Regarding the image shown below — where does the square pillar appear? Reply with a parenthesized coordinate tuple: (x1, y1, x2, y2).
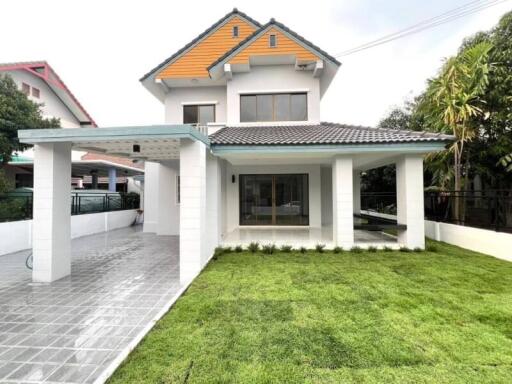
(396, 155, 425, 249)
(205, 152, 221, 261)
(353, 171, 361, 214)
(32, 143, 72, 282)
(108, 168, 117, 192)
(143, 162, 159, 233)
(157, 161, 179, 236)
(180, 139, 207, 284)
(332, 156, 354, 248)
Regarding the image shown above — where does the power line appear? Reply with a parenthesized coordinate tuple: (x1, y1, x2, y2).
(335, 0, 510, 57)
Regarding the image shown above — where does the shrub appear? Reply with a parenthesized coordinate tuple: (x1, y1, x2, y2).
(280, 245, 293, 253)
(315, 243, 326, 253)
(262, 244, 276, 255)
(413, 247, 423, 252)
(426, 244, 438, 252)
(399, 247, 412, 253)
(333, 246, 343, 254)
(299, 246, 307, 254)
(234, 245, 244, 253)
(214, 246, 232, 257)
(368, 246, 378, 253)
(383, 246, 393, 252)
(248, 242, 260, 253)
(350, 246, 363, 253)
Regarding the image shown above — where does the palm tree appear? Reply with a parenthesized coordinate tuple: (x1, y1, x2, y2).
(419, 41, 492, 221)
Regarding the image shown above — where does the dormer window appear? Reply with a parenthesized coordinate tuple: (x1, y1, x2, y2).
(232, 25, 239, 38)
(269, 34, 277, 47)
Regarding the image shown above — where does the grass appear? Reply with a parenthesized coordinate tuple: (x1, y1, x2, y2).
(109, 240, 512, 383)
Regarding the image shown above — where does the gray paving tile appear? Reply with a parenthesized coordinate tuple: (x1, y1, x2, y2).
(5, 362, 59, 381)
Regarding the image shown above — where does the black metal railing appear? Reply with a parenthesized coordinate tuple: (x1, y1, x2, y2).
(361, 190, 512, 233)
(0, 191, 140, 223)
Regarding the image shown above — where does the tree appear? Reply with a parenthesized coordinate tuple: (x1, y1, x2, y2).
(0, 74, 60, 164)
(418, 41, 492, 220)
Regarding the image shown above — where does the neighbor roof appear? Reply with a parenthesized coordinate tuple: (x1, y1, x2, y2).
(0, 61, 97, 127)
(140, 8, 262, 82)
(208, 18, 341, 71)
(209, 123, 454, 146)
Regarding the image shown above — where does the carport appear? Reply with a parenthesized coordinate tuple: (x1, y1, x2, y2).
(18, 125, 218, 284)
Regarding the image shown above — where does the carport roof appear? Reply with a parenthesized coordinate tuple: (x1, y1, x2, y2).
(18, 125, 209, 162)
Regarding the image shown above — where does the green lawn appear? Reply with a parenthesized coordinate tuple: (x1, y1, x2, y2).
(109, 241, 512, 383)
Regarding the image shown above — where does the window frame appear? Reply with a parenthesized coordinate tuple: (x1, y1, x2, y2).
(182, 104, 216, 125)
(21, 83, 30, 96)
(232, 25, 239, 38)
(239, 93, 308, 123)
(269, 34, 277, 48)
(32, 87, 40, 98)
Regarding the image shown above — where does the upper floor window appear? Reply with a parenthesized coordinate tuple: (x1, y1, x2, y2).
(183, 104, 215, 125)
(232, 25, 239, 38)
(32, 87, 40, 98)
(269, 34, 277, 47)
(21, 83, 30, 96)
(240, 93, 307, 122)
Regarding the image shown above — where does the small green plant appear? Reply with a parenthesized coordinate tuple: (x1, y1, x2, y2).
(299, 246, 307, 254)
(413, 247, 423, 252)
(315, 243, 326, 253)
(333, 246, 343, 254)
(368, 246, 378, 253)
(214, 246, 232, 257)
(248, 242, 260, 253)
(399, 247, 412, 253)
(426, 244, 438, 252)
(383, 246, 393, 252)
(234, 245, 244, 253)
(350, 246, 363, 253)
(262, 244, 276, 255)
(280, 245, 293, 253)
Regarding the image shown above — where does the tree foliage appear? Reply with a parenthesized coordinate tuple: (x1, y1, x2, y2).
(0, 74, 60, 164)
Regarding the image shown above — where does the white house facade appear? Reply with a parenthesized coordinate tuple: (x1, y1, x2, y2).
(17, 9, 452, 285)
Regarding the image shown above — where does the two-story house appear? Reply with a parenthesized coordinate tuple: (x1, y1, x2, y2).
(18, 9, 451, 283)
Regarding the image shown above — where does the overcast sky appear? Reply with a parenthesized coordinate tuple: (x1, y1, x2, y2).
(1, 0, 510, 127)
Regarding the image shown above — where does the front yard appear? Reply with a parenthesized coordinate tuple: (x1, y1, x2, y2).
(110, 242, 512, 383)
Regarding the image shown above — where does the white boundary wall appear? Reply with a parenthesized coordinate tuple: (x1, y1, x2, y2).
(425, 220, 512, 262)
(0, 210, 138, 256)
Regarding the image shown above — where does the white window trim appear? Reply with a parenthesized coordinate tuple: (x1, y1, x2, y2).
(238, 89, 309, 95)
(181, 101, 219, 105)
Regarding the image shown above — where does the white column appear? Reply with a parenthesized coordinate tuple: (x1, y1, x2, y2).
(32, 142, 72, 282)
(332, 156, 354, 248)
(180, 139, 207, 284)
(353, 171, 361, 214)
(396, 155, 425, 249)
(143, 161, 159, 233)
(157, 161, 179, 236)
(205, 152, 221, 262)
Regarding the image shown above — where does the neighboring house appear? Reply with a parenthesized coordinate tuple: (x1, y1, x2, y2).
(17, 9, 452, 283)
(1, 61, 142, 192)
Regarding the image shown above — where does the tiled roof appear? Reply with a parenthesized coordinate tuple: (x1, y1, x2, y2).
(139, 8, 262, 82)
(208, 19, 341, 71)
(209, 123, 454, 146)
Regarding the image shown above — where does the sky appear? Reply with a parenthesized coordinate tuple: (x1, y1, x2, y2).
(0, 0, 510, 127)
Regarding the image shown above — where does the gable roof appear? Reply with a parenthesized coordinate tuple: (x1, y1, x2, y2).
(209, 123, 453, 146)
(208, 19, 341, 72)
(0, 61, 97, 127)
(140, 8, 261, 81)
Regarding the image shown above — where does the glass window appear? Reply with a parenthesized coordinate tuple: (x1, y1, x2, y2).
(183, 105, 215, 125)
(240, 95, 257, 122)
(32, 87, 40, 98)
(290, 93, 307, 121)
(233, 25, 239, 37)
(240, 93, 307, 122)
(269, 34, 277, 47)
(21, 83, 30, 95)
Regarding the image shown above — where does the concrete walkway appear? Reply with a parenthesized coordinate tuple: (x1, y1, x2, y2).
(0, 226, 181, 384)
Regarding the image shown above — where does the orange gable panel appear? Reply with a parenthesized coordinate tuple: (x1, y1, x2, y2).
(229, 28, 319, 65)
(157, 17, 257, 79)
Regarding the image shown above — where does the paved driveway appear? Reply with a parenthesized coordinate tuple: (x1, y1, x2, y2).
(0, 226, 181, 384)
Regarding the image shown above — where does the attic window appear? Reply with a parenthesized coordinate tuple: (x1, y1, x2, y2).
(32, 87, 40, 98)
(232, 25, 239, 38)
(21, 83, 30, 95)
(269, 34, 277, 47)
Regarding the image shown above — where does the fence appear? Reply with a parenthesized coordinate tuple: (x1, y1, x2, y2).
(361, 190, 512, 233)
(0, 191, 140, 223)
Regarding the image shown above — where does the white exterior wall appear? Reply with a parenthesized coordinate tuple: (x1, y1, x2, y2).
(156, 161, 179, 236)
(143, 162, 160, 233)
(332, 156, 354, 248)
(224, 164, 322, 233)
(164, 86, 227, 124)
(226, 65, 321, 125)
(0, 210, 138, 256)
(4, 70, 81, 128)
(205, 153, 222, 261)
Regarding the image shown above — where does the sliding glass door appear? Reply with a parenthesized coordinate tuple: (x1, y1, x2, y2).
(239, 174, 309, 226)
